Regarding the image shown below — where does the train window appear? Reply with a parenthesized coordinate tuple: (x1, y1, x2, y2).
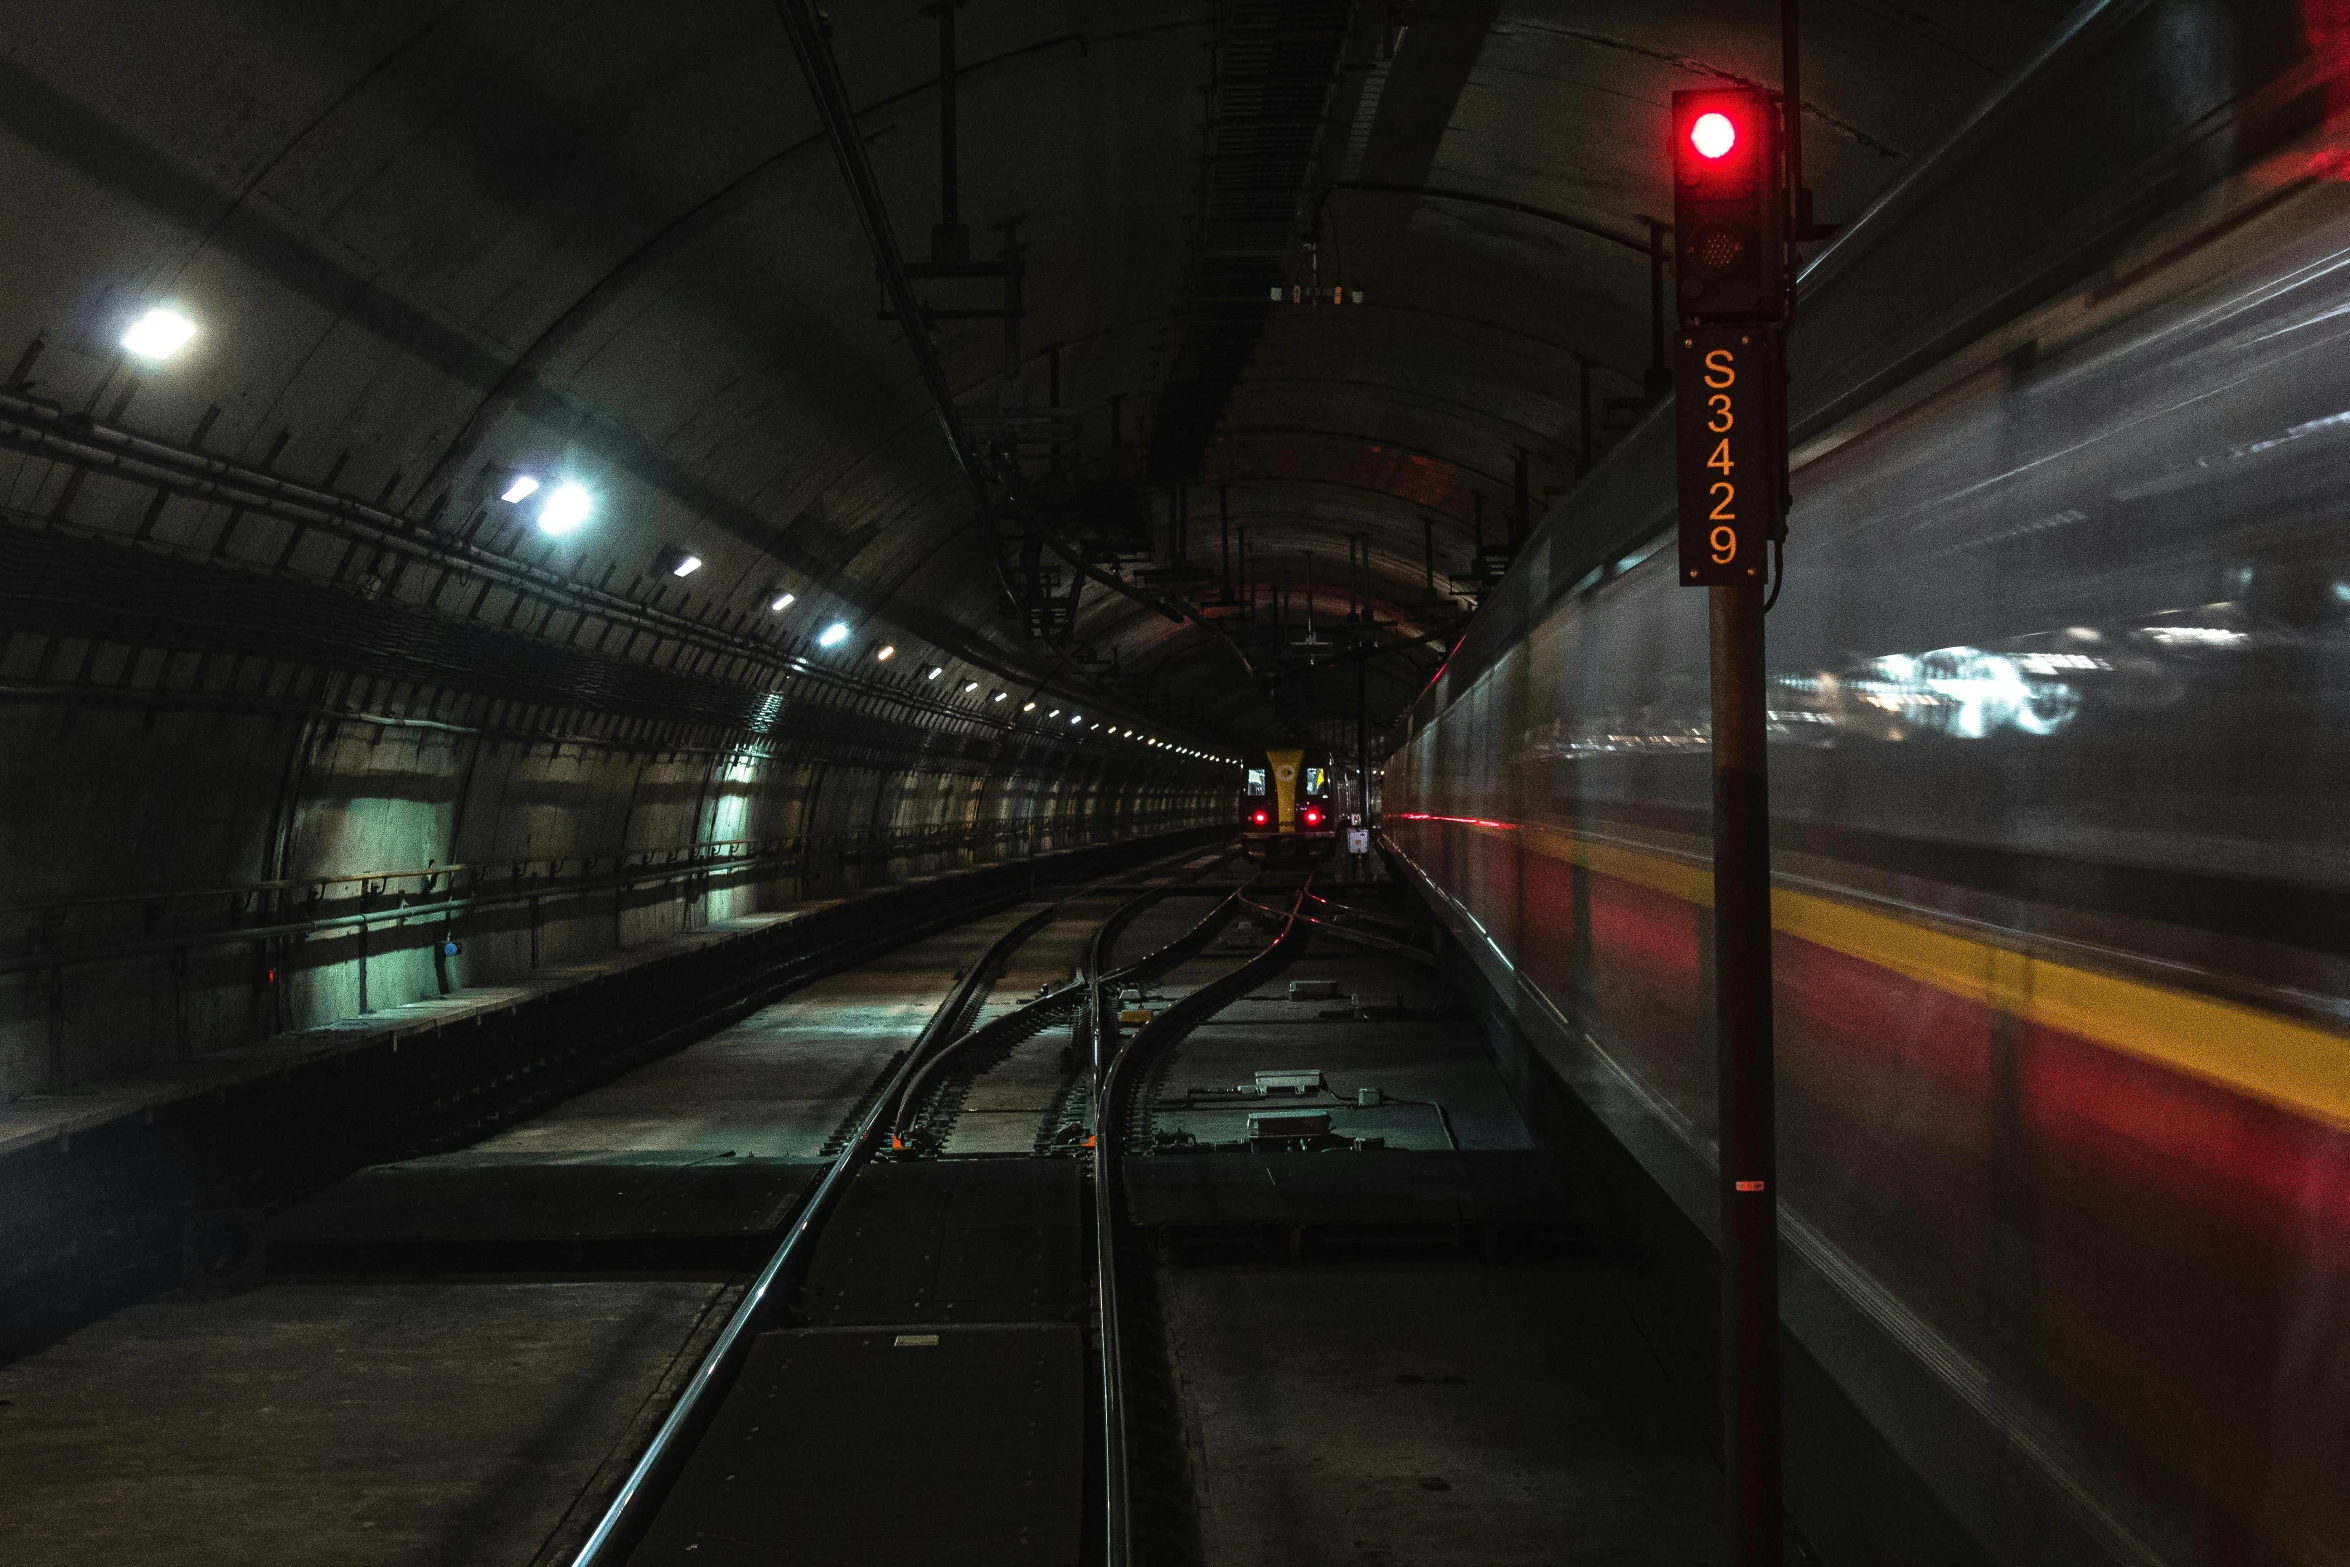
(1246, 768, 1267, 796)
(1303, 767, 1327, 796)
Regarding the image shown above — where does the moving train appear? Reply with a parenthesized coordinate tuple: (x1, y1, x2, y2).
(1239, 748, 1339, 864)
(1386, 151, 2350, 1563)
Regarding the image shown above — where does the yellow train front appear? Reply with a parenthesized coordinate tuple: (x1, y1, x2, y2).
(1240, 748, 1339, 865)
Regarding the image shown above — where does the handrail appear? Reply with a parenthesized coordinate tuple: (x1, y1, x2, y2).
(0, 837, 800, 921)
(0, 813, 1211, 977)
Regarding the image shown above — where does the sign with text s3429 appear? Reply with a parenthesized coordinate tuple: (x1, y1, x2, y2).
(1675, 325, 1784, 586)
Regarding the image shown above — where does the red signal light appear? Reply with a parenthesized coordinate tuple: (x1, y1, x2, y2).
(1302, 808, 1323, 827)
(1250, 809, 1269, 826)
(1689, 112, 1737, 160)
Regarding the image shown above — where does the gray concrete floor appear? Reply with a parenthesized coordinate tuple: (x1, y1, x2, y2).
(1148, 941, 1531, 1152)
(469, 903, 1042, 1161)
(0, 902, 1040, 1564)
(0, 1279, 732, 1567)
(1162, 1260, 1722, 1565)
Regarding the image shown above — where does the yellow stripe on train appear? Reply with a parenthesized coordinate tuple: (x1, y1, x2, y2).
(1425, 817, 2350, 1133)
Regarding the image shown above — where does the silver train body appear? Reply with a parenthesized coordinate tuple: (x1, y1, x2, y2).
(1388, 139, 2350, 1567)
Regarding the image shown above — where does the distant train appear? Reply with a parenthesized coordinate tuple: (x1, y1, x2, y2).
(1239, 748, 1338, 864)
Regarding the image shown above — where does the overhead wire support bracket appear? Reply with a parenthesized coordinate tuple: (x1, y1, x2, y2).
(777, 0, 1260, 691)
(775, 0, 1013, 600)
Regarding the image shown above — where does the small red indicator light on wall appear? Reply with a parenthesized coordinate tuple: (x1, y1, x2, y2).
(1689, 111, 1737, 160)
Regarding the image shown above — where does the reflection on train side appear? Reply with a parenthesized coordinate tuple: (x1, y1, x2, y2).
(1393, 183, 2350, 1565)
(1782, 644, 2085, 740)
(1530, 614, 2296, 755)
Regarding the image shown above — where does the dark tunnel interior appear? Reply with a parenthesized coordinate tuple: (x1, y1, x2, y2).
(4, 4, 2350, 1567)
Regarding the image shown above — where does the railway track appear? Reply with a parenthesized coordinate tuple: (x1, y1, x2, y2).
(564, 856, 1311, 1566)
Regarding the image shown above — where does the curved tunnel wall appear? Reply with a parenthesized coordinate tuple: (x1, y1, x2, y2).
(0, 659, 1224, 1100)
(0, 6, 1248, 1101)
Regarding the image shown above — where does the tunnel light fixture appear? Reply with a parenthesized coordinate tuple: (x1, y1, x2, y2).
(769, 590, 797, 612)
(875, 644, 897, 662)
(1069, 713, 1083, 725)
(664, 551, 703, 578)
(991, 691, 1008, 702)
(538, 481, 593, 538)
(500, 475, 541, 504)
(962, 679, 980, 693)
(1047, 708, 1060, 717)
(1022, 701, 1038, 712)
(925, 665, 944, 680)
(121, 306, 197, 363)
(818, 621, 851, 648)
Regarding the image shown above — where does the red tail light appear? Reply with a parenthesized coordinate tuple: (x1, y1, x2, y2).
(1250, 809, 1269, 826)
(1302, 808, 1323, 827)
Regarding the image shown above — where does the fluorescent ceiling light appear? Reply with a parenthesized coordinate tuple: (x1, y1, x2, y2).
(669, 553, 703, 578)
(1022, 701, 1037, 712)
(962, 680, 980, 693)
(538, 481, 593, 537)
(501, 475, 541, 504)
(991, 691, 1008, 702)
(120, 306, 196, 363)
(818, 622, 851, 648)
(925, 666, 943, 680)
(1069, 713, 1083, 724)
(875, 644, 896, 662)
(770, 591, 796, 612)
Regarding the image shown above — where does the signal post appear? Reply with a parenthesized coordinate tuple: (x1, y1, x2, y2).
(1670, 81, 1793, 1567)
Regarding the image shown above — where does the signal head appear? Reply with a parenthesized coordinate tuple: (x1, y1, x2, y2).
(1670, 87, 1784, 322)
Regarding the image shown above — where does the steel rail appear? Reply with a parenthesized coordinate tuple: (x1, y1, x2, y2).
(888, 849, 1245, 1149)
(564, 898, 1063, 1567)
(562, 836, 1221, 1565)
(1277, 908, 1439, 967)
(891, 981, 1086, 1151)
(1090, 873, 1312, 1567)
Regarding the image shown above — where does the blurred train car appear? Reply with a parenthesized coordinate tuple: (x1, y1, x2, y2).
(1385, 108, 2350, 1567)
(1240, 748, 1337, 865)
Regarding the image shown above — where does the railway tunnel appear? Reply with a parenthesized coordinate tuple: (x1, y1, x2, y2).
(1, 3, 2345, 1565)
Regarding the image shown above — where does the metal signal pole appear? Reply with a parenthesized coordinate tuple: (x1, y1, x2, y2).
(1667, 17, 1803, 1556)
(1711, 578, 1779, 1567)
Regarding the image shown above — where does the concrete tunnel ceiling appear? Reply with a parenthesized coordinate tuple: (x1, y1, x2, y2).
(0, 0, 2075, 755)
